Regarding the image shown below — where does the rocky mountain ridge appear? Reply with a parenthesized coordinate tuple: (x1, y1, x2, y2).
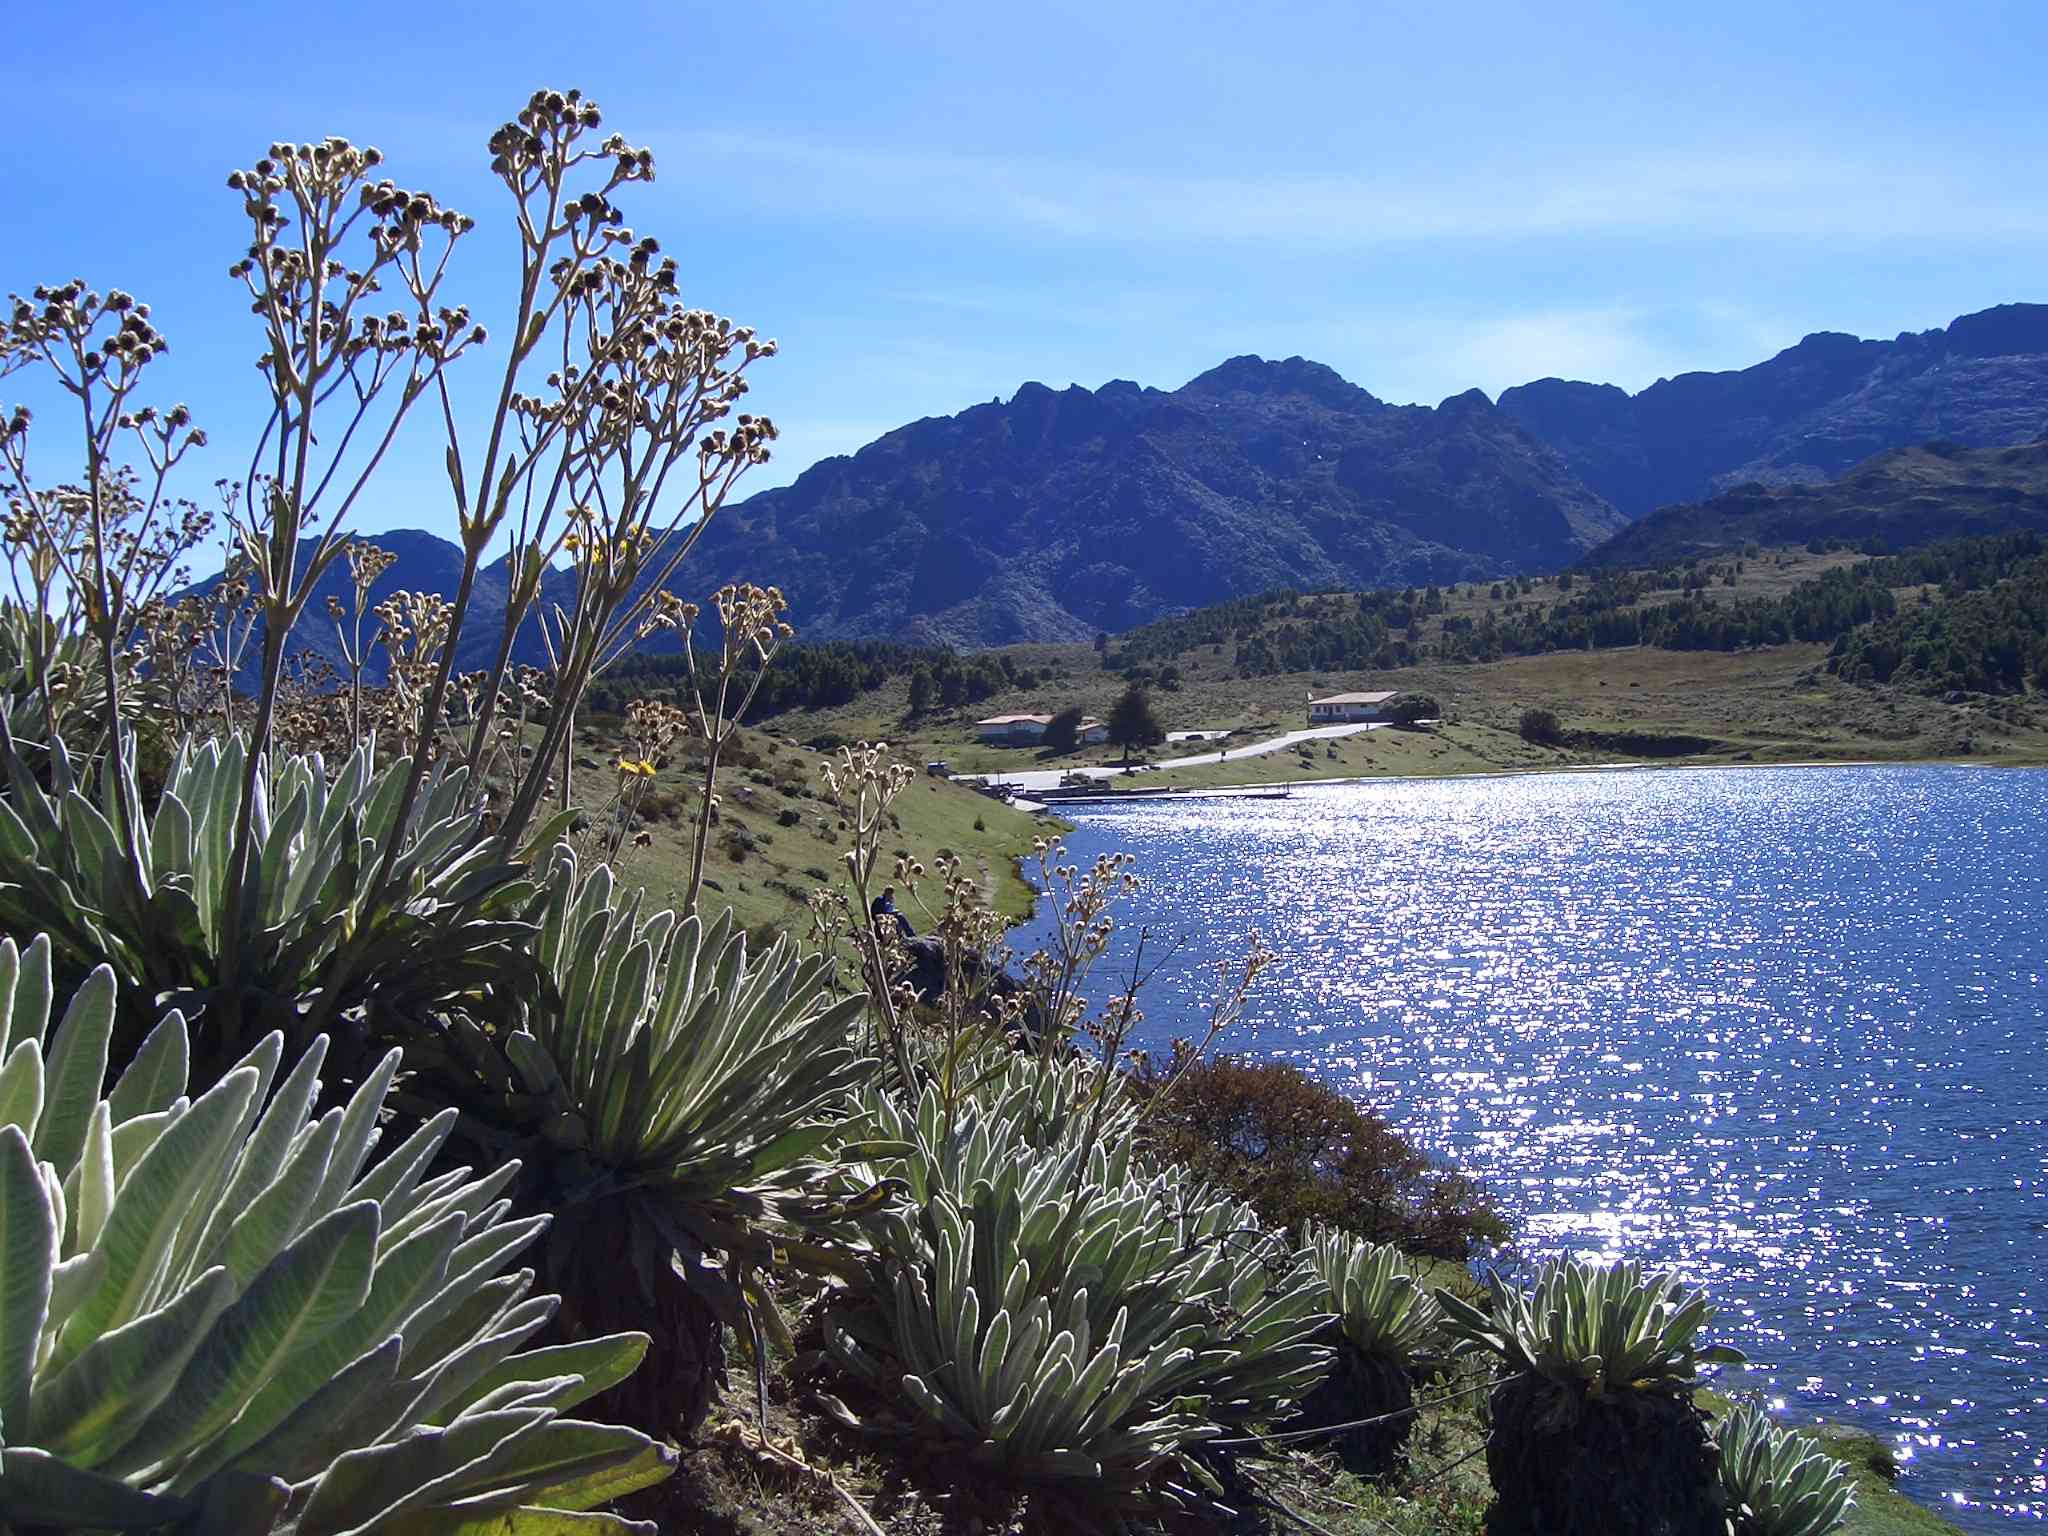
(1498, 302, 2048, 517)
(182, 301, 2048, 650)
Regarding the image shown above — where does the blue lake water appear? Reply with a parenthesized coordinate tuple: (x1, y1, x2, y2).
(1014, 766, 2047, 1529)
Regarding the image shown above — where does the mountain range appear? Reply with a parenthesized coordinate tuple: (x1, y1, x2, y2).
(1497, 302, 2048, 518)
(190, 301, 2048, 654)
(1583, 438, 2048, 569)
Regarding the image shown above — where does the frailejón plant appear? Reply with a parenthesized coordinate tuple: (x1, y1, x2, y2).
(1294, 1226, 1447, 1471)
(1307, 1227, 1445, 1373)
(448, 847, 873, 1432)
(1716, 1400, 1857, 1536)
(1437, 1258, 1745, 1536)
(1437, 1257, 1745, 1406)
(0, 933, 672, 1532)
(0, 733, 545, 1068)
(826, 1062, 1331, 1523)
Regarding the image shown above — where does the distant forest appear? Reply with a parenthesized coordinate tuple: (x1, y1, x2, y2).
(592, 531, 2048, 724)
(1829, 541, 2048, 694)
(1113, 532, 2048, 696)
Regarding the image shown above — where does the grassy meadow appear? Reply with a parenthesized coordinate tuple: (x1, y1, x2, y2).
(732, 544, 2048, 791)
(559, 719, 1054, 934)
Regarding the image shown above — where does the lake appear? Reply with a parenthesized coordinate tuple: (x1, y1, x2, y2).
(1013, 765, 2046, 1530)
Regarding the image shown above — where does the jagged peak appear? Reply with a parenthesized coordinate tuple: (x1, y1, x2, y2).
(1775, 329, 1867, 361)
(1003, 378, 1108, 414)
(1178, 354, 1377, 409)
(1436, 386, 1495, 415)
(1498, 377, 1633, 403)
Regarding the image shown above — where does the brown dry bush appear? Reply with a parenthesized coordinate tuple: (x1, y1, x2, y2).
(1129, 1050, 1506, 1259)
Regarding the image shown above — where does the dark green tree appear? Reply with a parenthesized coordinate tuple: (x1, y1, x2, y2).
(906, 666, 935, 716)
(1386, 692, 1440, 727)
(1042, 704, 1085, 752)
(1107, 684, 1165, 763)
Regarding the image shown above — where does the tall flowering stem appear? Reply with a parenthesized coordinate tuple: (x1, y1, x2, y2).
(214, 135, 481, 1050)
(673, 583, 791, 911)
(1, 284, 210, 841)
(587, 696, 688, 866)
(209, 90, 778, 1050)
(821, 743, 919, 1098)
(1125, 929, 1274, 1134)
(1018, 844, 1141, 1062)
(326, 540, 397, 738)
(400, 88, 779, 856)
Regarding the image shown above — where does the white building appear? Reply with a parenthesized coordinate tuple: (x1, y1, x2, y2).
(975, 713, 1111, 746)
(1306, 690, 1396, 725)
(975, 713, 1053, 744)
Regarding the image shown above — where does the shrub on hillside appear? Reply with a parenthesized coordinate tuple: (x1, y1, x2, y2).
(1128, 1051, 1506, 1258)
(640, 788, 687, 822)
(1519, 707, 1564, 745)
(1387, 692, 1441, 726)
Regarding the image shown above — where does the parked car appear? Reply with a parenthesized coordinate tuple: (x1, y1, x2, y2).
(924, 760, 950, 776)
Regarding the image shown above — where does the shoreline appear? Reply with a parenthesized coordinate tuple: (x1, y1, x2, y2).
(1024, 750, 2047, 809)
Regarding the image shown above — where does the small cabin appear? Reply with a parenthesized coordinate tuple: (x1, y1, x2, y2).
(975, 713, 1110, 746)
(1307, 690, 1396, 725)
(975, 713, 1053, 744)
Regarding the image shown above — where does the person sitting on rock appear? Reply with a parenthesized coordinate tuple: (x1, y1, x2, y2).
(870, 886, 914, 938)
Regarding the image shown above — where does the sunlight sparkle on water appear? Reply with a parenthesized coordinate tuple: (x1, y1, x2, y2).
(1020, 766, 2048, 1531)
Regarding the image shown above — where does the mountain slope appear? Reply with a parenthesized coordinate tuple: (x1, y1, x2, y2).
(665, 357, 1621, 646)
(1582, 439, 2048, 569)
(1499, 303, 2048, 517)
(178, 301, 2048, 654)
(177, 529, 555, 684)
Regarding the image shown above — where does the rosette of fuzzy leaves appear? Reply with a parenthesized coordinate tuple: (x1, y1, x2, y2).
(0, 732, 545, 1069)
(825, 1060, 1332, 1523)
(1438, 1259, 1745, 1536)
(1296, 1227, 1447, 1472)
(0, 606, 113, 754)
(1437, 1258, 1745, 1408)
(1306, 1227, 1445, 1373)
(454, 847, 876, 1433)
(1716, 1400, 1857, 1536)
(0, 933, 671, 1533)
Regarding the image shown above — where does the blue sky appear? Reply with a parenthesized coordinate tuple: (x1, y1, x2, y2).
(9, 0, 2048, 538)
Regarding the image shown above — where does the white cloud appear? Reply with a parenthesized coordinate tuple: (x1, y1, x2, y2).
(657, 132, 2048, 251)
(1431, 308, 1694, 395)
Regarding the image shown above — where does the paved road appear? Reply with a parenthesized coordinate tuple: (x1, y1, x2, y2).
(974, 721, 1384, 793)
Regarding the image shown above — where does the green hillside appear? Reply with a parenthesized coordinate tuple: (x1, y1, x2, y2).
(556, 720, 1051, 936)
(717, 542, 2048, 784)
